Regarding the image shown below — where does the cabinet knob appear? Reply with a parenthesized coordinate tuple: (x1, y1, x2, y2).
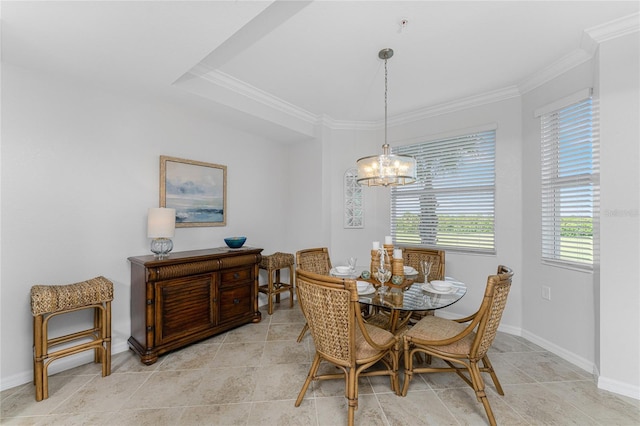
(233, 273, 240, 279)
(233, 298, 240, 304)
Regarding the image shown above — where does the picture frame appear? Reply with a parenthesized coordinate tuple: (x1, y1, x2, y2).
(160, 156, 227, 227)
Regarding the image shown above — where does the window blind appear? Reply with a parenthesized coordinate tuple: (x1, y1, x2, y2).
(540, 96, 599, 268)
(391, 130, 496, 254)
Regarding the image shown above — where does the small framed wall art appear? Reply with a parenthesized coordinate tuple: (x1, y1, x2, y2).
(160, 156, 227, 227)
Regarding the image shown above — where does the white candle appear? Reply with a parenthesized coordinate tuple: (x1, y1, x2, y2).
(385, 236, 393, 245)
(393, 249, 402, 259)
(372, 241, 380, 250)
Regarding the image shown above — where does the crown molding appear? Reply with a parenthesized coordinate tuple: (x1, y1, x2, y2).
(319, 115, 377, 131)
(585, 12, 639, 43)
(194, 66, 319, 125)
(519, 12, 639, 95)
(518, 49, 593, 95)
(386, 86, 521, 127)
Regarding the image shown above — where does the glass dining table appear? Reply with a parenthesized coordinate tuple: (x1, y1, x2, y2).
(329, 268, 466, 335)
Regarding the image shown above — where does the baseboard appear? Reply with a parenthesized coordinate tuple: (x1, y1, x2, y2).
(598, 374, 640, 400)
(519, 329, 595, 375)
(438, 311, 595, 375)
(0, 341, 129, 392)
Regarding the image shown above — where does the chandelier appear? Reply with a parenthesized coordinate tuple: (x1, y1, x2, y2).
(356, 48, 416, 187)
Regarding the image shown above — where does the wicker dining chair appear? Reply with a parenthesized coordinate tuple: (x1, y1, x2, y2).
(401, 265, 514, 426)
(294, 269, 399, 426)
(401, 247, 445, 284)
(294, 247, 333, 342)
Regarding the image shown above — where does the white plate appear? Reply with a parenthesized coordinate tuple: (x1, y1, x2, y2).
(358, 284, 376, 296)
(334, 266, 351, 274)
(356, 280, 369, 292)
(429, 280, 453, 291)
(404, 266, 418, 275)
(421, 283, 456, 294)
(331, 267, 354, 276)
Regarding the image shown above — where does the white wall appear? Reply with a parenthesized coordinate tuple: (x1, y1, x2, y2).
(0, 64, 291, 389)
(326, 125, 389, 266)
(521, 60, 598, 371)
(598, 32, 640, 398)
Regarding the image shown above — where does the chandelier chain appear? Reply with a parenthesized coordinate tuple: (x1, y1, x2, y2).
(384, 56, 388, 146)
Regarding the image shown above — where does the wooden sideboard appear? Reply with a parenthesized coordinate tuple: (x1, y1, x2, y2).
(128, 247, 263, 364)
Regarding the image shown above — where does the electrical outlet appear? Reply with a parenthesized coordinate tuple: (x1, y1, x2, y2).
(541, 286, 551, 301)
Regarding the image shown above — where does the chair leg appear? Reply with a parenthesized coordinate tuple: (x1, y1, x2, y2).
(401, 340, 414, 396)
(105, 301, 112, 376)
(267, 269, 274, 315)
(469, 361, 497, 426)
(296, 323, 309, 343)
(389, 349, 400, 395)
(94, 306, 102, 364)
(274, 269, 281, 305)
(481, 355, 503, 395)
(288, 265, 295, 308)
(296, 353, 321, 407)
(346, 367, 357, 426)
(33, 315, 44, 402)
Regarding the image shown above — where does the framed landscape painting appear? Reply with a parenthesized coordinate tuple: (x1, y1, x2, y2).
(160, 156, 227, 227)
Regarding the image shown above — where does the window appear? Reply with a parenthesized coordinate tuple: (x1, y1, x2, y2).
(391, 129, 496, 254)
(538, 91, 598, 268)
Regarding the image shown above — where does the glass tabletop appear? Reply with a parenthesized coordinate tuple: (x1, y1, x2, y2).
(358, 279, 467, 312)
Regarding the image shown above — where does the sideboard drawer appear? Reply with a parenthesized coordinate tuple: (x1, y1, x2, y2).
(220, 285, 252, 322)
(220, 267, 253, 287)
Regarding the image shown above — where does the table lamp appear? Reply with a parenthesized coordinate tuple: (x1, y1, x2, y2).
(147, 207, 176, 258)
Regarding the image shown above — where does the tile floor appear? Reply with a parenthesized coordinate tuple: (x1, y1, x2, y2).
(2, 302, 639, 425)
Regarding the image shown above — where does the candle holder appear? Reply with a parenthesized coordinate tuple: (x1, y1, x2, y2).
(370, 249, 380, 279)
(392, 257, 404, 277)
(383, 244, 393, 270)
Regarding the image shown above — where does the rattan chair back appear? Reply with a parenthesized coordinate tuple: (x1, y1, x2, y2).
(472, 265, 513, 359)
(294, 248, 334, 342)
(295, 269, 355, 366)
(296, 247, 332, 275)
(401, 247, 445, 282)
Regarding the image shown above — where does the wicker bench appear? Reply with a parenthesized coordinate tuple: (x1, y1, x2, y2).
(30, 276, 113, 401)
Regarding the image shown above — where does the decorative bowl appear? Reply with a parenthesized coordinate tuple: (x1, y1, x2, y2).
(430, 280, 452, 291)
(360, 270, 371, 280)
(391, 275, 404, 285)
(224, 237, 246, 249)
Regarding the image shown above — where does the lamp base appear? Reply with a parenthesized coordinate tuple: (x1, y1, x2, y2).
(150, 238, 173, 259)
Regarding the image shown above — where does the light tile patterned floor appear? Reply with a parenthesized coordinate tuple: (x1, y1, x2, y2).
(2, 302, 639, 425)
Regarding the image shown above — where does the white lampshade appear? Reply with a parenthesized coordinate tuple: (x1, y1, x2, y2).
(356, 146, 416, 187)
(147, 208, 176, 238)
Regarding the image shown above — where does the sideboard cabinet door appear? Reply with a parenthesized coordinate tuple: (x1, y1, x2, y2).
(154, 274, 216, 347)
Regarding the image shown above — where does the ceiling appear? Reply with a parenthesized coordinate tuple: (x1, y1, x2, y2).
(2, 1, 639, 141)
